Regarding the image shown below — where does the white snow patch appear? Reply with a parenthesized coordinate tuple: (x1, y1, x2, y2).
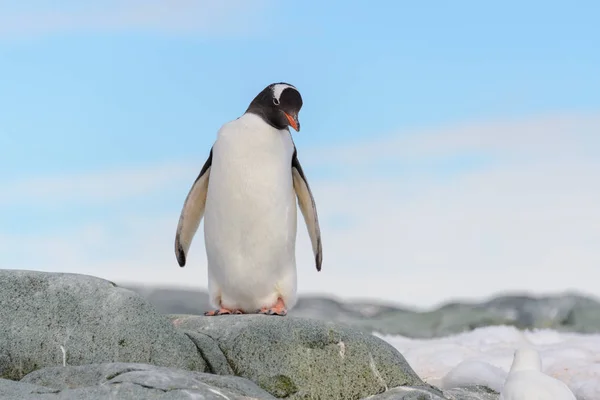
(500, 347, 576, 399)
(441, 359, 507, 393)
(377, 326, 600, 399)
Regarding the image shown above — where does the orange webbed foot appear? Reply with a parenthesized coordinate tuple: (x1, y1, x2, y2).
(204, 308, 243, 316)
(256, 298, 287, 316)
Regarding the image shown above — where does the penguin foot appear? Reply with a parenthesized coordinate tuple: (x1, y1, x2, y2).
(256, 298, 287, 316)
(204, 308, 243, 316)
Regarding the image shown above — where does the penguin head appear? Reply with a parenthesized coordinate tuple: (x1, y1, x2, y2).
(246, 82, 303, 132)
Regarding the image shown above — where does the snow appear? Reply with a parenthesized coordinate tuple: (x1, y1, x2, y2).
(377, 326, 600, 400)
(500, 348, 575, 399)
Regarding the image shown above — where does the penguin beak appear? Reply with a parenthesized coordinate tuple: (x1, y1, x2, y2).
(284, 112, 300, 132)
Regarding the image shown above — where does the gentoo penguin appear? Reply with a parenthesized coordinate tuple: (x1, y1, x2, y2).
(174, 82, 322, 316)
(500, 348, 576, 400)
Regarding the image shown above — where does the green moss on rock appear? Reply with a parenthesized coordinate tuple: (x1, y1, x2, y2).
(259, 374, 298, 398)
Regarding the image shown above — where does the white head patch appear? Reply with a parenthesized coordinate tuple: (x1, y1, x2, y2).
(272, 83, 297, 102)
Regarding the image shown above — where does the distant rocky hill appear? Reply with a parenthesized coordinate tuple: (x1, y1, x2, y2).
(124, 284, 600, 338)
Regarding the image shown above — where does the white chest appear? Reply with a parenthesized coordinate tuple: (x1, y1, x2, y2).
(209, 113, 295, 193)
(201, 113, 300, 311)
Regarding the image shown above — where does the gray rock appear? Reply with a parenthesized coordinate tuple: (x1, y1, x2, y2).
(443, 385, 499, 400)
(10, 383, 258, 399)
(20, 362, 276, 399)
(290, 294, 600, 338)
(108, 367, 275, 399)
(182, 330, 235, 375)
(0, 270, 205, 380)
(126, 284, 600, 338)
(30, 383, 167, 400)
(561, 302, 600, 333)
(127, 285, 212, 316)
(362, 385, 445, 399)
(0, 378, 59, 399)
(172, 314, 423, 399)
(362, 385, 499, 400)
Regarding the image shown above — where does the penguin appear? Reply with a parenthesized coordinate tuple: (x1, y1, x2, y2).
(174, 82, 322, 316)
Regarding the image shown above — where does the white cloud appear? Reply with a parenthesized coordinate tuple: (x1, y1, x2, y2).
(0, 161, 193, 206)
(0, 1, 274, 38)
(1, 112, 599, 309)
(304, 113, 599, 167)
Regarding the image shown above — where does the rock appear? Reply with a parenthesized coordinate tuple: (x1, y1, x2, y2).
(19, 362, 275, 399)
(181, 330, 234, 375)
(0, 378, 59, 399)
(561, 302, 600, 333)
(0, 270, 502, 399)
(361, 385, 445, 399)
(126, 285, 600, 338)
(126, 285, 212, 316)
(0, 270, 205, 380)
(172, 314, 423, 399)
(361, 385, 499, 400)
(443, 385, 499, 400)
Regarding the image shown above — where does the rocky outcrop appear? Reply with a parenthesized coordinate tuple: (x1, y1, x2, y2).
(0, 270, 205, 380)
(171, 314, 423, 399)
(126, 284, 600, 338)
(3, 365, 500, 400)
(15, 362, 275, 399)
(0, 379, 59, 399)
(363, 385, 499, 400)
(0, 269, 499, 399)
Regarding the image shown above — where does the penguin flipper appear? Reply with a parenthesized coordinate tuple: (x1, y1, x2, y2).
(174, 148, 213, 267)
(292, 148, 323, 271)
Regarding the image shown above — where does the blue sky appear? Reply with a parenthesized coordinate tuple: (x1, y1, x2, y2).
(1, 1, 599, 308)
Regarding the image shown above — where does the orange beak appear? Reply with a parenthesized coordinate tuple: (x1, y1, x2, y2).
(284, 112, 300, 132)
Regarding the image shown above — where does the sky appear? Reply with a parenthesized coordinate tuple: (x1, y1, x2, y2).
(0, 1, 599, 309)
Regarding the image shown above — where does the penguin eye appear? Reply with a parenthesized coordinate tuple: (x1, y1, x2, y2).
(273, 98, 280, 106)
